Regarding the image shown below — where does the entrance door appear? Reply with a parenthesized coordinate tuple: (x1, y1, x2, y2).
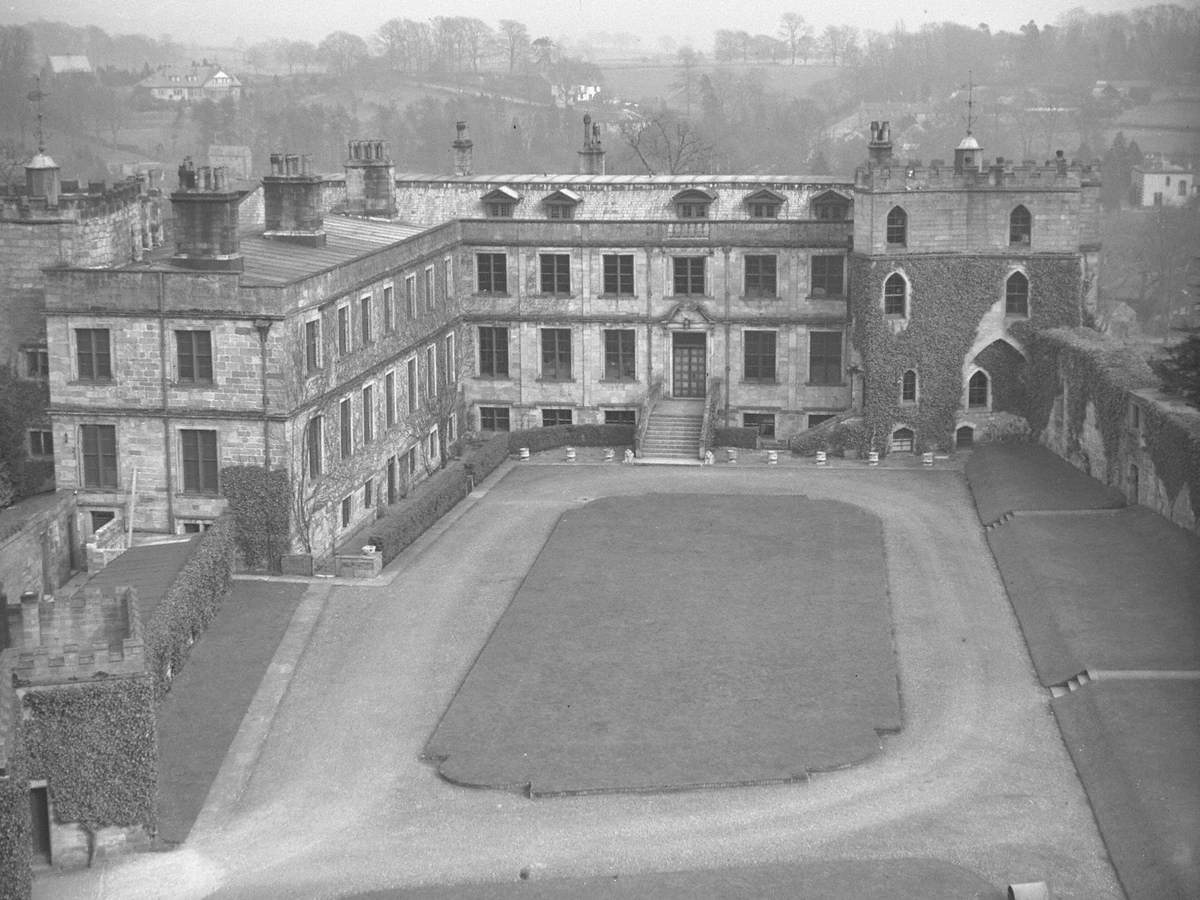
(672, 333, 707, 398)
(30, 787, 50, 864)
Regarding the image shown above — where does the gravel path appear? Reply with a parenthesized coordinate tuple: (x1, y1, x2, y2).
(40, 464, 1123, 899)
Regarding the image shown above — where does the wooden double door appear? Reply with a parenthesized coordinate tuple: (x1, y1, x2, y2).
(672, 332, 706, 398)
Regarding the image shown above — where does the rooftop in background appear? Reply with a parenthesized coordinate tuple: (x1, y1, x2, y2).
(392, 173, 850, 187)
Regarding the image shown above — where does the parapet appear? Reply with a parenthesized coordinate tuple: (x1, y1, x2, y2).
(1, 176, 145, 223)
(855, 156, 1100, 192)
(7, 586, 146, 685)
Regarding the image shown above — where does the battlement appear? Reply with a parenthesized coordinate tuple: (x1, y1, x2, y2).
(855, 156, 1101, 193)
(5, 586, 145, 685)
(0, 176, 149, 223)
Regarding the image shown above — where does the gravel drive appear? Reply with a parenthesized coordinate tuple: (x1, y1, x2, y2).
(37, 463, 1123, 899)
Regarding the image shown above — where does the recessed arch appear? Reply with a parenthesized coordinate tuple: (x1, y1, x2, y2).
(956, 424, 975, 447)
(890, 426, 915, 453)
(900, 369, 918, 403)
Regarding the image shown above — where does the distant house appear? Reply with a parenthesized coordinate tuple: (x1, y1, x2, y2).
(45, 55, 94, 76)
(1132, 162, 1196, 207)
(137, 62, 242, 102)
(549, 83, 602, 108)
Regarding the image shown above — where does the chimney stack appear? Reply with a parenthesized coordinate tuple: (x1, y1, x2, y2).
(263, 153, 326, 247)
(452, 121, 473, 177)
(169, 158, 243, 271)
(344, 140, 396, 218)
(867, 121, 892, 167)
(578, 114, 605, 176)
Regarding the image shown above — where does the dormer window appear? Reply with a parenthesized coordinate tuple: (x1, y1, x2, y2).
(673, 188, 715, 219)
(542, 188, 581, 221)
(481, 186, 521, 218)
(812, 190, 849, 221)
(745, 188, 785, 219)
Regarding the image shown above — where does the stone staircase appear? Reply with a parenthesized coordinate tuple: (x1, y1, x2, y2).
(640, 399, 704, 460)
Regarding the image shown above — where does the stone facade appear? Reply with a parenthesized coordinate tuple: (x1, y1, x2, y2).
(0, 492, 75, 603)
(33, 119, 1106, 564)
(850, 125, 1102, 452)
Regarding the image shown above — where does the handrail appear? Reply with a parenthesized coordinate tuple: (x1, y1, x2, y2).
(700, 376, 723, 458)
(635, 376, 664, 457)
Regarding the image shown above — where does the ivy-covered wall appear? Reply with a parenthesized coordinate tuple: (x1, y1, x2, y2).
(0, 658, 32, 900)
(219, 466, 290, 572)
(850, 253, 1082, 452)
(21, 676, 157, 865)
(1027, 327, 1200, 533)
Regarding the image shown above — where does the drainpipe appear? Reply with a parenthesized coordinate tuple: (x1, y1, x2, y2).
(644, 245, 654, 390)
(722, 246, 731, 426)
(255, 318, 272, 568)
(159, 271, 174, 531)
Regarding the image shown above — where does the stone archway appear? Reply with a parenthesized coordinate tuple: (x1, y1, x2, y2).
(970, 339, 1027, 414)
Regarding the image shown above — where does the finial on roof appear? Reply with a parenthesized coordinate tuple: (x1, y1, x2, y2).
(27, 76, 49, 155)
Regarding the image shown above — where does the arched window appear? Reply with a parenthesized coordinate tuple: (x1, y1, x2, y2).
(884, 273, 907, 316)
(1009, 205, 1031, 245)
(890, 427, 914, 452)
(1005, 271, 1029, 316)
(901, 369, 917, 403)
(886, 206, 907, 245)
(968, 370, 989, 408)
(956, 425, 974, 447)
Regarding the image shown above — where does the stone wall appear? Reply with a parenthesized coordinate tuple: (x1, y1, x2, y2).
(0, 492, 75, 606)
(1031, 328, 1200, 535)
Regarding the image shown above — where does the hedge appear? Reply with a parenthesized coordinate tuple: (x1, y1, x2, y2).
(369, 424, 636, 567)
(0, 659, 31, 899)
(143, 514, 235, 700)
(368, 462, 472, 565)
(712, 427, 759, 449)
(21, 676, 157, 864)
(789, 415, 868, 456)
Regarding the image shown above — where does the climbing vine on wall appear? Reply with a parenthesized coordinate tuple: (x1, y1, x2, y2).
(219, 466, 291, 572)
(0, 665, 32, 899)
(22, 677, 157, 860)
(1027, 327, 1200, 513)
(850, 253, 1082, 452)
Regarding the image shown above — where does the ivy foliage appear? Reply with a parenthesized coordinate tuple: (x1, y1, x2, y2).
(850, 254, 1082, 453)
(22, 677, 157, 849)
(0, 663, 32, 900)
(1026, 327, 1200, 516)
(0, 366, 52, 506)
(1149, 328, 1200, 409)
(219, 466, 291, 572)
(143, 514, 235, 700)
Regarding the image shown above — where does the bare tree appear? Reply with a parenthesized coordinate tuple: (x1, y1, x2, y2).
(498, 20, 530, 73)
(621, 111, 712, 175)
(672, 46, 702, 117)
(779, 13, 811, 65)
(318, 31, 370, 78)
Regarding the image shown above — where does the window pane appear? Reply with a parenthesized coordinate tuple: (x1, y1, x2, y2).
(541, 329, 571, 380)
(604, 329, 635, 381)
(745, 256, 777, 297)
(809, 332, 842, 385)
(743, 331, 776, 381)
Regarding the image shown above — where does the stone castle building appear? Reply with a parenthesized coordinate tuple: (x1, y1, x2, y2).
(13, 118, 1100, 566)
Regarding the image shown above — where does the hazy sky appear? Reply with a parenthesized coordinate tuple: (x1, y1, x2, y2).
(4, 0, 1161, 48)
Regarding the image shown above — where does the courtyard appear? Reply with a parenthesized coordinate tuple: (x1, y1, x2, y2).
(34, 460, 1124, 899)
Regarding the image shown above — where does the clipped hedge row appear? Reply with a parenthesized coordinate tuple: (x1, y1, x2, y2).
(21, 676, 157, 861)
(0, 659, 32, 900)
(462, 432, 511, 484)
(143, 514, 235, 700)
(789, 415, 868, 456)
(712, 427, 759, 450)
(368, 462, 472, 565)
(507, 423, 634, 454)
